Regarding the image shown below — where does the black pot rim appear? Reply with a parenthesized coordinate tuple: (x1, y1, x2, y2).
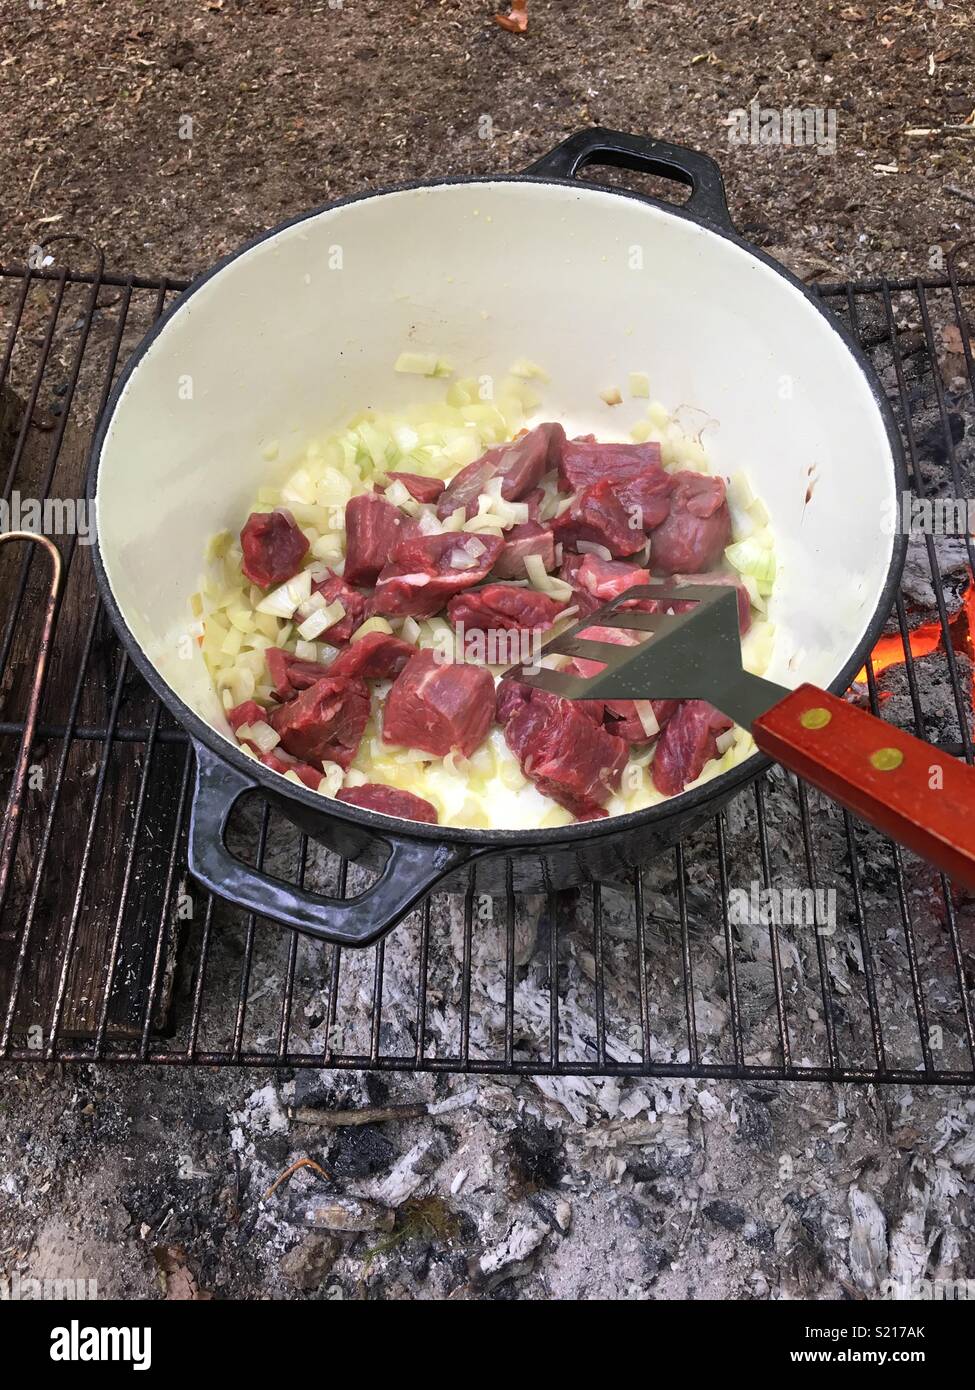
(88, 170, 909, 850)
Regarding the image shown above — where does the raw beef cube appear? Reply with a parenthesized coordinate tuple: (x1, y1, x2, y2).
(227, 699, 268, 735)
(344, 492, 410, 586)
(382, 649, 496, 757)
(610, 463, 674, 532)
(446, 583, 566, 635)
(240, 509, 309, 588)
(437, 422, 565, 520)
(337, 783, 439, 823)
(490, 521, 555, 579)
(259, 748, 326, 790)
(264, 646, 335, 701)
(552, 480, 645, 559)
(269, 676, 370, 769)
(650, 699, 734, 795)
(327, 631, 416, 680)
(372, 532, 504, 618)
(649, 472, 731, 575)
(503, 698, 628, 819)
(558, 439, 663, 493)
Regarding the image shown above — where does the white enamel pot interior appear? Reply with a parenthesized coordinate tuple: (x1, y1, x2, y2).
(91, 132, 906, 947)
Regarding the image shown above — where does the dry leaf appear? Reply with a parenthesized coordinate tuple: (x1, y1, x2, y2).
(494, 1, 528, 33)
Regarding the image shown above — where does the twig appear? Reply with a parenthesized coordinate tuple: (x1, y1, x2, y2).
(946, 184, 975, 207)
(292, 1103, 427, 1128)
(263, 1156, 330, 1200)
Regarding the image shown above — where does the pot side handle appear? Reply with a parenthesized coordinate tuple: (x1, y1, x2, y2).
(523, 127, 734, 233)
(187, 742, 475, 948)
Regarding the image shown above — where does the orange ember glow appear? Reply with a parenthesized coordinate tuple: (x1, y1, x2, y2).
(854, 571, 975, 696)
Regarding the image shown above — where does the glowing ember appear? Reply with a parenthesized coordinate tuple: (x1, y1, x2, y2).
(853, 571, 975, 692)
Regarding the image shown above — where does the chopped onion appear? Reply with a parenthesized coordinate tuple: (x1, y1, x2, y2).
(255, 568, 312, 619)
(402, 616, 422, 644)
(576, 540, 613, 562)
(633, 701, 660, 739)
(294, 639, 320, 661)
(298, 599, 345, 640)
(351, 616, 394, 641)
(463, 536, 487, 558)
(525, 553, 573, 600)
(715, 729, 737, 755)
(449, 550, 478, 570)
(319, 761, 344, 797)
(236, 720, 280, 754)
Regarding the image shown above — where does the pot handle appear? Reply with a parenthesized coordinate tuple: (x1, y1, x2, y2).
(187, 742, 475, 948)
(523, 127, 734, 233)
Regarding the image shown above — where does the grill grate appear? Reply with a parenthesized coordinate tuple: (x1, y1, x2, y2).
(1, 248, 974, 1082)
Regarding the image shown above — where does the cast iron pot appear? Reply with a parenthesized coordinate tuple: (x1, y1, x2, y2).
(91, 129, 907, 947)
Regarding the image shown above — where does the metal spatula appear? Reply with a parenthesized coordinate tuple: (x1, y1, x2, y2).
(503, 580, 975, 889)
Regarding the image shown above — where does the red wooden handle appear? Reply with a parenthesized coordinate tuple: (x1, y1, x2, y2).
(752, 683, 975, 890)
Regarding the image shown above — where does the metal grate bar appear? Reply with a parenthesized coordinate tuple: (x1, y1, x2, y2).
(0, 261, 973, 1079)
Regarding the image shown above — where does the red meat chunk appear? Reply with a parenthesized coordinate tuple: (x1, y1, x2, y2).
(496, 678, 604, 730)
(382, 649, 495, 757)
(575, 555, 651, 602)
(240, 509, 309, 588)
(649, 472, 731, 575)
(265, 647, 334, 701)
(503, 698, 628, 820)
(337, 783, 439, 824)
(650, 700, 734, 796)
(611, 464, 674, 532)
(373, 532, 504, 619)
(344, 492, 411, 587)
(446, 583, 565, 636)
(604, 699, 680, 746)
(310, 572, 368, 644)
(558, 439, 663, 493)
(227, 699, 267, 735)
(269, 676, 370, 769)
(327, 631, 415, 680)
(669, 571, 752, 635)
(552, 479, 645, 559)
(491, 522, 555, 579)
(385, 471, 445, 504)
(436, 422, 565, 520)
(259, 748, 326, 790)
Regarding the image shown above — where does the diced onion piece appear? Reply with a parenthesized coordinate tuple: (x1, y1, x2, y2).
(256, 568, 312, 618)
(441, 506, 466, 532)
(319, 761, 344, 797)
(351, 616, 394, 642)
(634, 701, 660, 739)
(343, 768, 368, 788)
(402, 616, 422, 644)
(629, 371, 650, 399)
(294, 639, 320, 661)
(576, 540, 613, 562)
(416, 508, 443, 536)
(715, 729, 737, 755)
(525, 553, 573, 601)
(236, 720, 280, 754)
(281, 468, 317, 505)
(600, 386, 623, 406)
(298, 600, 345, 640)
(725, 539, 776, 594)
(449, 549, 478, 570)
(508, 357, 549, 381)
(394, 351, 441, 376)
(463, 536, 486, 558)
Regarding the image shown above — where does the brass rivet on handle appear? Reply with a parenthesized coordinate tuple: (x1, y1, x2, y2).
(870, 747, 904, 772)
(800, 707, 832, 730)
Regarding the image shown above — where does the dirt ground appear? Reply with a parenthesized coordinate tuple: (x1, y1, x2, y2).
(1, 0, 975, 1304)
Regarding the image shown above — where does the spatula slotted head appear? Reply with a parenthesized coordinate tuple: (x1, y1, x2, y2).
(504, 581, 788, 730)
